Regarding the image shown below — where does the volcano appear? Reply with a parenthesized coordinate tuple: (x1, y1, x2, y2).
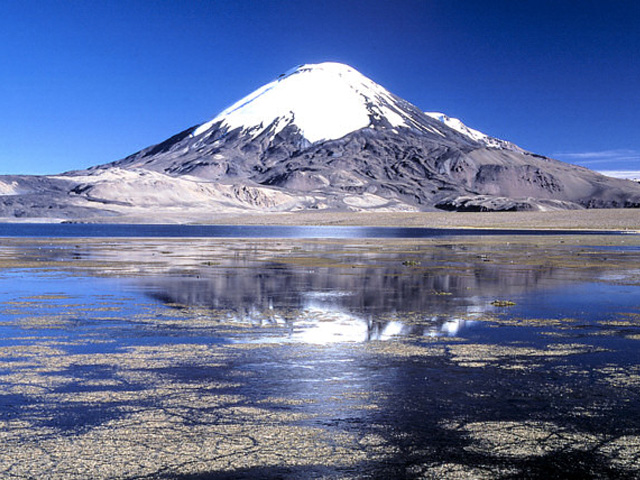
(2, 62, 639, 221)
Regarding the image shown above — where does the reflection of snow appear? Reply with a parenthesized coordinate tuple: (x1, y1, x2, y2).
(229, 298, 478, 344)
(227, 307, 288, 327)
(304, 291, 352, 299)
(427, 319, 475, 337)
(292, 306, 369, 344)
(379, 321, 405, 340)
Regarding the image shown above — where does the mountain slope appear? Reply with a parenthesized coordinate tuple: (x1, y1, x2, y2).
(2, 62, 640, 220)
(424, 112, 522, 152)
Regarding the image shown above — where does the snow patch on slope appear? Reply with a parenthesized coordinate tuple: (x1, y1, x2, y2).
(598, 170, 640, 182)
(425, 112, 522, 151)
(194, 62, 409, 143)
(0, 180, 24, 196)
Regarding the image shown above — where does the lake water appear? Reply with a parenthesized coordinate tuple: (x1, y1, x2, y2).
(0, 222, 623, 238)
(1, 232, 639, 479)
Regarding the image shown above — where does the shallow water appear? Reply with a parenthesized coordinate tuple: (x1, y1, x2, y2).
(1, 236, 639, 479)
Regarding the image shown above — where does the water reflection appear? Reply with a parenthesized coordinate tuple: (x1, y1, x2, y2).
(221, 304, 476, 344)
(101, 239, 629, 344)
(2, 237, 640, 478)
(6, 238, 634, 344)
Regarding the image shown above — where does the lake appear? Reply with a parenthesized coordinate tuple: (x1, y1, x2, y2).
(0, 229, 639, 479)
(0, 222, 623, 238)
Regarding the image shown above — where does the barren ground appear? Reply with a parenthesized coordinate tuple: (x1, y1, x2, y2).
(3, 208, 638, 231)
(101, 209, 640, 231)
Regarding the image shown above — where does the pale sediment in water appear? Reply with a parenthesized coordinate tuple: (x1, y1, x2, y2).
(0, 235, 639, 478)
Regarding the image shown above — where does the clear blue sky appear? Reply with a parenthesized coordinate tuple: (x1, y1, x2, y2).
(1, 0, 638, 175)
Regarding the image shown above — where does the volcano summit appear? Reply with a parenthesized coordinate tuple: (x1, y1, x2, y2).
(2, 62, 639, 221)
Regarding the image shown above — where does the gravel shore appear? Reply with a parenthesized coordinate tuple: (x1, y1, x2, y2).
(2, 208, 639, 231)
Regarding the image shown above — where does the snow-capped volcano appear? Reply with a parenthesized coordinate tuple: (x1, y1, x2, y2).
(2, 61, 639, 221)
(192, 62, 447, 144)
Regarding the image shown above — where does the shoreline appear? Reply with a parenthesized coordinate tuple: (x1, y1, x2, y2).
(1, 209, 639, 232)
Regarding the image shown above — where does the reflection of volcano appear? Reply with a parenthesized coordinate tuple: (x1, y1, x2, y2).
(135, 262, 496, 343)
(10, 238, 633, 343)
(121, 243, 601, 343)
(140, 258, 562, 314)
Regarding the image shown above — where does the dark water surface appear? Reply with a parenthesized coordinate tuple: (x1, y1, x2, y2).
(0, 222, 628, 238)
(1, 235, 639, 479)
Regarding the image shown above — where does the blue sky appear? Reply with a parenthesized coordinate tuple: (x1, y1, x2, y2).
(1, 0, 639, 176)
